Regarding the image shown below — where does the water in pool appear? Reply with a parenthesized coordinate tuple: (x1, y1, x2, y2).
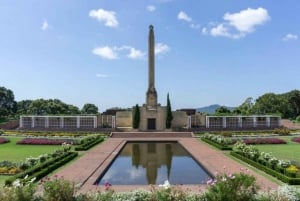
(96, 141, 212, 185)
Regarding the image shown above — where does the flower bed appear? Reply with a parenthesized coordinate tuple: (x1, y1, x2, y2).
(243, 138, 286, 145)
(231, 141, 300, 184)
(292, 137, 300, 143)
(16, 138, 79, 145)
(0, 137, 9, 144)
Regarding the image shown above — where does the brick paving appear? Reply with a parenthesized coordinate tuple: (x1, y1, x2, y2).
(52, 132, 279, 194)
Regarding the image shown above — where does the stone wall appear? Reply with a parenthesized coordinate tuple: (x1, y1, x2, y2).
(116, 111, 132, 128)
(171, 111, 188, 129)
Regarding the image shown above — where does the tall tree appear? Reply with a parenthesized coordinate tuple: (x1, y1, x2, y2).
(0, 87, 17, 118)
(81, 103, 98, 114)
(132, 104, 140, 129)
(233, 97, 254, 115)
(166, 93, 173, 129)
(17, 100, 32, 115)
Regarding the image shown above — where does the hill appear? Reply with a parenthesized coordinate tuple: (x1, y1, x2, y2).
(196, 104, 235, 114)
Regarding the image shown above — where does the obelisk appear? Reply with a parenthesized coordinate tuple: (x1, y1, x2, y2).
(146, 25, 158, 109)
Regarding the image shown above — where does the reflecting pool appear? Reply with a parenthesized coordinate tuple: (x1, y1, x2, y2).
(96, 141, 212, 185)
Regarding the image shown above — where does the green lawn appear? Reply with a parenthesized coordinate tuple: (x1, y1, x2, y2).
(0, 137, 62, 162)
(255, 136, 300, 162)
(0, 136, 62, 186)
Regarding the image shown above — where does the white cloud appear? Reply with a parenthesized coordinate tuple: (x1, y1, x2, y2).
(92, 46, 118, 60)
(89, 8, 119, 28)
(96, 73, 108, 78)
(147, 5, 156, 12)
(41, 19, 50, 31)
(203, 7, 270, 39)
(210, 24, 230, 37)
(155, 43, 170, 55)
(92, 45, 145, 60)
(224, 7, 270, 33)
(127, 47, 145, 59)
(283, 33, 298, 41)
(177, 11, 192, 22)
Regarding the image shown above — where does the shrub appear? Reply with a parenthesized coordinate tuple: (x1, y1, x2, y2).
(0, 137, 9, 144)
(43, 176, 76, 201)
(204, 172, 259, 201)
(292, 137, 300, 144)
(274, 127, 290, 135)
(243, 138, 286, 145)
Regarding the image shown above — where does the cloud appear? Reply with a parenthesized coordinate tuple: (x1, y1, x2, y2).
(92, 46, 145, 60)
(203, 7, 270, 39)
(282, 33, 298, 41)
(147, 5, 156, 12)
(96, 73, 108, 78)
(41, 19, 50, 31)
(127, 47, 145, 59)
(155, 43, 170, 55)
(89, 8, 119, 28)
(177, 11, 192, 22)
(177, 11, 201, 30)
(92, 46, 118, 60)
(224, 7, 270, 33)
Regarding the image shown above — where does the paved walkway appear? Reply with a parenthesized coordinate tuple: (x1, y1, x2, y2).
(52, 133, 279, 193)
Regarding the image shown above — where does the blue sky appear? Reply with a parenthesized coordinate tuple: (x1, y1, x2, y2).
(0, 0, 299, 112)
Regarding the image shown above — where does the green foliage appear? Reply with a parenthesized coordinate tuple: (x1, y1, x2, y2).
(74, 136, 104, 151)
(5, 151, 78, 186)
(43, 177, 76, 201)
(274, 127, 290, 135)
(204, 172, 259, 201)
(22, 99, 80, 115)
(165, 93, 173, 129)
(296, 115, 300, 123)
(0, 87, 17, 118)
(215, 106, 231, 115)
(132, 104, 140, 129)
(252, 90, 300, 119)
(81, 103, 98, 114)
(233, 97, 254, 115)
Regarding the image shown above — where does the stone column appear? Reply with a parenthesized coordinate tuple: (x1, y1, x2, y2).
(148, 25, 155, 89)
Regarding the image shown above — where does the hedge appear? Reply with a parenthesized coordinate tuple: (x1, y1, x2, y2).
(75, 136, 104, 151)
(230, 151, 300, 185)
(201, 138, 232, 151)
(5, 151, 78, 186)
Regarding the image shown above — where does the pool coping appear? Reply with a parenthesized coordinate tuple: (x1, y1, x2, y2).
(52, 136, 279, 194)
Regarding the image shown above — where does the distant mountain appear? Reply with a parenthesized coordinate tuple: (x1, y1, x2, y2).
(196, 104, 236, 114)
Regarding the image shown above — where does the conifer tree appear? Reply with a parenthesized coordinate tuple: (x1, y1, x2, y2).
(132, 104, 140, 129)
(166, 93, 173, 129)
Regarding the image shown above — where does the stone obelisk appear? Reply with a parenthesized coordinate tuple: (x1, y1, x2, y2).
(146, 25, 158, 109)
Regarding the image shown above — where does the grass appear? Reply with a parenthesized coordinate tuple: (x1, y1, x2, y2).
(255, 136, 300, 162)
(0, 136, 62, 186)
(0, 137, 62, 162)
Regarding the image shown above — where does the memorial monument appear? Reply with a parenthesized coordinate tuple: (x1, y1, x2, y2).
(139, 25, 167, 131)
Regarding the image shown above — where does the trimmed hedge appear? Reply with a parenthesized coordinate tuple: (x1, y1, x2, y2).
(75, 136, 104, 151)
(5, 151, 78, 186)
(201, 138, 232, 151)
(230, 151, 300, 185)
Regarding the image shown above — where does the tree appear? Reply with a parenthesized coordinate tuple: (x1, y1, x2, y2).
(166, 93, 173, 129)
(0, 87, 17, 118)
(252, 93, 287, 116)
(233, 97, 254, 115)
(81, 103, 98, 114)
(215, 106, 231, 115)
(132, 104, 140, 129)
(27, 99, 80, 115)
(17, 100, 32, 115)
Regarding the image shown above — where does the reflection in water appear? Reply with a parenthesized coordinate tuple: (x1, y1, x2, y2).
(96, 142, 211, 185)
